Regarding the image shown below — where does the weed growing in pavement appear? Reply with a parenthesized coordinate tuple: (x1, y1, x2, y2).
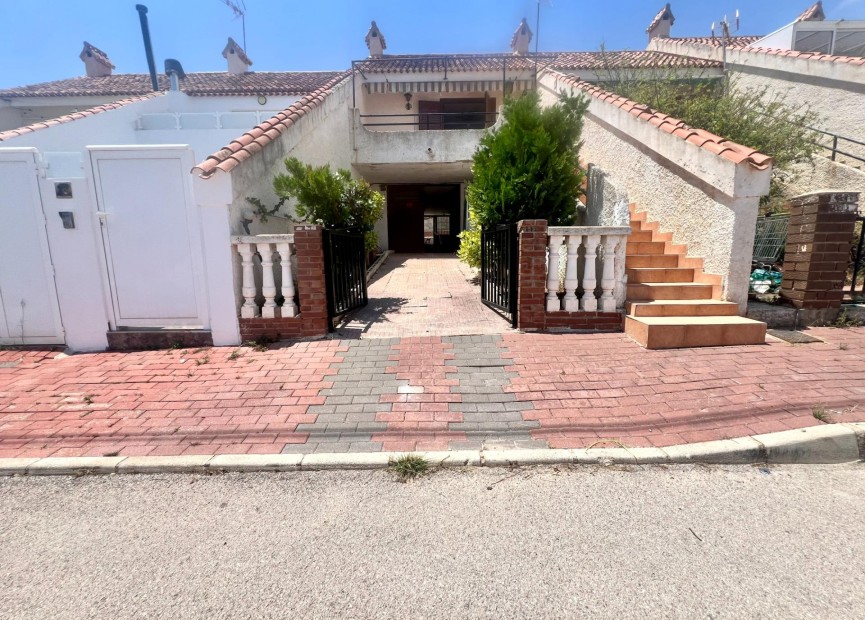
(389, 454, 430, 482)
(82, 394, 94, 405)
(839, 343, 850, 351)
(811, 405, 830, 423)
(227, 349, 243, 361)
(242, 339, 269, 352)
(195, 355, 210, 366)
(832, 309, 862, 328)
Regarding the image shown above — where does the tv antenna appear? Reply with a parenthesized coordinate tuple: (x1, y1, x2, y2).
(711, 9, 740, 72)
(220, 0, 247, 52)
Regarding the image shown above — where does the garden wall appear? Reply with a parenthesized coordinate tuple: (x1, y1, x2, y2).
(538, 70, 772, 310)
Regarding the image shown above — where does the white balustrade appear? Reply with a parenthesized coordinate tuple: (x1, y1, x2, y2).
(546, 227, 631, 313)
(231, 234, 298, 319)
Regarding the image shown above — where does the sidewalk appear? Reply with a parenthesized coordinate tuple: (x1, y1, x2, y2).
(2, 327, 865, 459)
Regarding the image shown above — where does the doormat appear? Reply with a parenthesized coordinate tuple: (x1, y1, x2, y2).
(766, 329, 823, 344)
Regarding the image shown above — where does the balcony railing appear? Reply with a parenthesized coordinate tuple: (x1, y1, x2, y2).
(359, 111, 497, 130)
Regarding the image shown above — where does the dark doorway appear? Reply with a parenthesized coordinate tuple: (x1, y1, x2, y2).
(387, 184, 461, 253)
(418, 97, 495, 130)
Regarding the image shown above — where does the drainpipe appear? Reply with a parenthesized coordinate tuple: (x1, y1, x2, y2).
(136, 4, 159, 92)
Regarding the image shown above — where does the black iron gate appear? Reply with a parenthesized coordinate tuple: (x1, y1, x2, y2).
(847, 215, 865, 300)
(480, 223, 519, 327)
(323, 228, 368, 331)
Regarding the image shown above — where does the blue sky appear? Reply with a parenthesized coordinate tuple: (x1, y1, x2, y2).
(1, 0, 864, 89)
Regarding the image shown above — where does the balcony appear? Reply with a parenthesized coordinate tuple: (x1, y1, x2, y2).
(352, 109, 499, 183)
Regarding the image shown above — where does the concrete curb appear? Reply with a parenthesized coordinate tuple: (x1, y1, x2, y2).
(1, 424, 862, 477)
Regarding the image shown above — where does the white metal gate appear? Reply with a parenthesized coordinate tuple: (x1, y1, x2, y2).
(89, 146, 208, 329)
(0, 149, 65, 345)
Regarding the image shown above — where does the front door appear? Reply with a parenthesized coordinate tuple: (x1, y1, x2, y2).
(89, 147, 207, 329)
(0, 149, 65, 344)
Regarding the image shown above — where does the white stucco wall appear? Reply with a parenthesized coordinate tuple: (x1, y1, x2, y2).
(538, 71, 772, 310)
(647, 39, 865, 145)
(785, 157, 865, 200)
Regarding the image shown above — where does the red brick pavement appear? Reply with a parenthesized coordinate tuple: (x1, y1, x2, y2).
(501, 327, 865, 448)
(2, 327, 865, 458)
(373, 338, 466, 452)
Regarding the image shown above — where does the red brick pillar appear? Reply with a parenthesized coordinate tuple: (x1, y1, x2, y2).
(781, 192, 860, 309)
(293, 225, 329, 335)
(517, 219, 548, 330)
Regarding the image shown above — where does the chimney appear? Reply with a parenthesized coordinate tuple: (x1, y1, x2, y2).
(365, 21, 387, 58)
(510, 18, 533, 55)
(222, 37, 253, 74)
(79, 42, 115, 77)
(646, 3, 675, 42)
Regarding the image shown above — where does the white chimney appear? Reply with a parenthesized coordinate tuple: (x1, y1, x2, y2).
(647, 3, 675, 42)
(79, 42, 115, 77)
(222, 37, 253, 75)
(510, 18, 533, 55)
(365, 21, 387, 58)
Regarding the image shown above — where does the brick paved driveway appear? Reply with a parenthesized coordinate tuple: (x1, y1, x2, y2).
(2, 327, 865, 458)
(337, 254, 513, 339)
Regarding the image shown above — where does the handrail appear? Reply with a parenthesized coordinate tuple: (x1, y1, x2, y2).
(359, 111, 498, 129)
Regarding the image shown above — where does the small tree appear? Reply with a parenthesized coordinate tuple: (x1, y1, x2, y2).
(467, 90, 589, 228)
(250, 157, 384, 254)
(458, 91, 589, 267)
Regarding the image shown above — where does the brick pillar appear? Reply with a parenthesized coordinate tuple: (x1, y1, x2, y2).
(781, 192, 860, 309)
(293, 225, 329, 335)
(517, 219, 548, 330)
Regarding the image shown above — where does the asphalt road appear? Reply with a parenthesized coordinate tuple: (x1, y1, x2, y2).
(1, 464, 863, 619)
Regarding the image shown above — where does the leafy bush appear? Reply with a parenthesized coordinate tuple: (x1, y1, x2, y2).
(250, 157, 384, 254)
(466, 90, 589, 231)
(457, 209, 482, 269)
(596, 56, 820, 210)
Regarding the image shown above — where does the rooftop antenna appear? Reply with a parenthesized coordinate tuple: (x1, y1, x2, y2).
(711, 9, 740, 79)
(220, 0, 247, 52)
(535, 0, 552, 54)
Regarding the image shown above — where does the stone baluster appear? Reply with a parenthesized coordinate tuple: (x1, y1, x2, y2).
(257, 242, 278, 319)
(581, 235, 600, 312)
(563, 234, 581, 312)
(237, 243, 259, 318)
(277, 241, 298, 318)
(615, 233, 628, 307)
(546, 234, 564, 311)
(599, 236, 619, 312)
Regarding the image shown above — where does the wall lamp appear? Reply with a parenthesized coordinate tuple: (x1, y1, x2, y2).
(404, 92, 413, 110)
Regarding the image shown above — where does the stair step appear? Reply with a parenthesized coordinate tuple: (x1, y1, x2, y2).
(627, 282, 715, 301)
(625, 316, 767, 349)
(628, 230, 654, 242)
(626, 300, 740, 317)
(627, 267, 695, 284)
(626, 241, 666, 255)
(626, 254, 679, 269)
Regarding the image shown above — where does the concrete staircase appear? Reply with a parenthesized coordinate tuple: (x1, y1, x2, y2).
(624, 206, 766, 349)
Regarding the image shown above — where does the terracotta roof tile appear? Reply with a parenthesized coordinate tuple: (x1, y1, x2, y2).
(355, 50, 719, 74)
(0, 93, 161, 142)
(546, 69, 773, 171)
(657, 36, 865, 66)
(0, 71, 344, 99)
(796, 1, 825, 22)
(192, 71, 351, 179)
(663, 36, 763, 49)
(647, 3, 675, 34)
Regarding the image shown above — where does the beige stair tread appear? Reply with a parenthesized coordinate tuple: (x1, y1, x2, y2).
(628, 315, 763, 326)
(626, 299, 739, 317)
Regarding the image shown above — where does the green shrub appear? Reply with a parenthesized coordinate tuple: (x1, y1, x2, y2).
(466, 90, 589, 231)
(596, 59, 820, 210)
(249, 157, 384, 253)
(457, 209, 481, 269)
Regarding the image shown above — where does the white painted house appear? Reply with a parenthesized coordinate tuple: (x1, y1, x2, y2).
(0, 16, 778, 351)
